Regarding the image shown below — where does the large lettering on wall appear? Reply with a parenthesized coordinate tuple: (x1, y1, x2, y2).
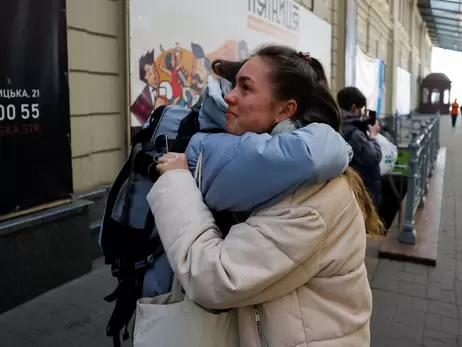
(0, 0, 72, 216)
(248, 0, 300, 33)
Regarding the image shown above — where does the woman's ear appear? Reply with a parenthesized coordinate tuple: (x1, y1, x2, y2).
(276, 100, 297, 123)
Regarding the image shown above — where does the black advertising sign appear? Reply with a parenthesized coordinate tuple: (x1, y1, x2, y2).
(0, 0, 73, 216)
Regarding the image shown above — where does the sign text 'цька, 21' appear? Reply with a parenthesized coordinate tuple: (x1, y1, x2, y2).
(0, 89, 40, 99)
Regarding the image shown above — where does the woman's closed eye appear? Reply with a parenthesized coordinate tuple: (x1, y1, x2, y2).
(236, 75, 254, 94)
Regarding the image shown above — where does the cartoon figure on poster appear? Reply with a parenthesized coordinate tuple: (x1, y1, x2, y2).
(130, 40, 250, 128)
(159, 42, 192, 107)
(190, 42, 212, 94)
(130, 50, 170, 125)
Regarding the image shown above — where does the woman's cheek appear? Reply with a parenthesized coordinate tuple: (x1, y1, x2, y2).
(226, 116, 246, 136)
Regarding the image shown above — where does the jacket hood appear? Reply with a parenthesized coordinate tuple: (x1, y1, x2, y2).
(198, 77, 232, 130)
(341, 109, 360, 123)
(341, 109, 368, 135)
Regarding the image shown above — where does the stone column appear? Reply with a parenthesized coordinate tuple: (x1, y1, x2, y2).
(388, 0, 399, 114)
(410, 0, 417, 109)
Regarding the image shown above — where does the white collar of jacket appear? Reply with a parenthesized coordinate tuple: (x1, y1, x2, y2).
(271, 119, 298, 135)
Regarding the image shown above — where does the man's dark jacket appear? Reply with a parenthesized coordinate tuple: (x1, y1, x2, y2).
(341, 110, 382, 208)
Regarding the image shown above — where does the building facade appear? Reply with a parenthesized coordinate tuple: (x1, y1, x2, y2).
(0, 0, 435, 312)
(67, 0, 128, 193)
(331, 0, 433, 113)
(67, 0, 433, 198)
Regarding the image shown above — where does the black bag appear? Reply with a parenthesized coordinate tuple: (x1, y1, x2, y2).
(100, 103, 222, 346)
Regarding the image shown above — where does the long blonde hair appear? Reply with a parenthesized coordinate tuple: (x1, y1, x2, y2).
(343, 167, 384, 236)
(212, 45, 384, 236)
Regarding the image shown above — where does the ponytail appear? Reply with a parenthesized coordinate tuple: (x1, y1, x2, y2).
(309, 57, 329, 89)
(343, 167, 384, 236)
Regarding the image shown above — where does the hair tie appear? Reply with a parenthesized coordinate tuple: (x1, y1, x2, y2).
(297, 51, 312, 63)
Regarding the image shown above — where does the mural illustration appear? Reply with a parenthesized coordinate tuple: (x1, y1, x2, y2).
(128, 0, 332, 136)
(130, 40, 250, 127)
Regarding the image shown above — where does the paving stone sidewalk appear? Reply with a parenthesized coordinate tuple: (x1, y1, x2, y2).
(0, 258, 128, 347)
(0, 115, 461, 347)
(369, 116, 462, 347)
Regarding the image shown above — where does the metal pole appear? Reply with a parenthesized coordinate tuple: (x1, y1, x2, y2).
(428, 117, 435, 177)
(436, 112, 440, 151)
(399, 132, 418, 244)
(419, 126, 427, 208)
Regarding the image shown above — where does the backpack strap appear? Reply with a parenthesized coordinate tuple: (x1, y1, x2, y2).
(105, 267, 144, 346)
(132, 105, 168, 144)
(119, 143, 144, 226)
(190, 94, 203, 113)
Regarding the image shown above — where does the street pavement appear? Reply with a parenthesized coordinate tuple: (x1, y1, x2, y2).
(369, 115, 462, 347)
(0, 115, 461, 347)
(0, 257, 124, 346)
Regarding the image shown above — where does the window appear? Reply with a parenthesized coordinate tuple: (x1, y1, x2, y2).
(431, 89, 440, 104)
(443, 89, 450, 104)
(422, 88, 429, 104)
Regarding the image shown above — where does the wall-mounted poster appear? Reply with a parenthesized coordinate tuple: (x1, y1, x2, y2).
(128, 0, 332, 137)
(395, 66, 412, 115)
(355, 46, 385, 114)
(0, 0, 72, 217)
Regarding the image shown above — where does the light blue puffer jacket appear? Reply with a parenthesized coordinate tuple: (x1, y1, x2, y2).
(142, 78, 353, 297)
(185, 78, 354, 211)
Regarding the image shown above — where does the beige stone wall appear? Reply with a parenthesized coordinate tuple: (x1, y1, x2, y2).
(68, 0, 330, 195)
(65, 0, 435, 194)
(328, 0, 433, 113)
(353, 0, 432, 113)
(394, 0, 433, 109)
(357, 0, 393, 112)
(357, 0, 392, 59)
(328, 0, 343, 94)
(328, 0, 394, 100)
(67, 0, 128, 193)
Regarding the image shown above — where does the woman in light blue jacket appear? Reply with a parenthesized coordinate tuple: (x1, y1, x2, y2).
(185, 76, 353, 212)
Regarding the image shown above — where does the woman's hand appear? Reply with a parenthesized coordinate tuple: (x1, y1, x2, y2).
(156, 152, 189, 175)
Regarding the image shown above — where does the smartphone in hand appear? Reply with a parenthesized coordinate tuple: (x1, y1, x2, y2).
(367, 110, 377, 125)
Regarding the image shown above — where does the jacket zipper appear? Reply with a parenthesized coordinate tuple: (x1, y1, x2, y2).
(253, 305, 268, 347)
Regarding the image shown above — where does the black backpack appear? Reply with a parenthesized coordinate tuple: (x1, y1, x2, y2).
(100, 103, 222, 346)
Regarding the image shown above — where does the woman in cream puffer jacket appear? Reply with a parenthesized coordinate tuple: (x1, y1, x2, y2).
(149, 45, 383, 347)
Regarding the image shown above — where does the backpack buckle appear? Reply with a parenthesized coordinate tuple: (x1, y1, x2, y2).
(155, 134, 170, 153)
(134, 260, 148, 273)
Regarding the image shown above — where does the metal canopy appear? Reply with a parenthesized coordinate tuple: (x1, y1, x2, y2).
(418, 0, 462, 51)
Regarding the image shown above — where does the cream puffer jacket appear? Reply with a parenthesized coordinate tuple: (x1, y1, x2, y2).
(147, 170, 372, 347)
